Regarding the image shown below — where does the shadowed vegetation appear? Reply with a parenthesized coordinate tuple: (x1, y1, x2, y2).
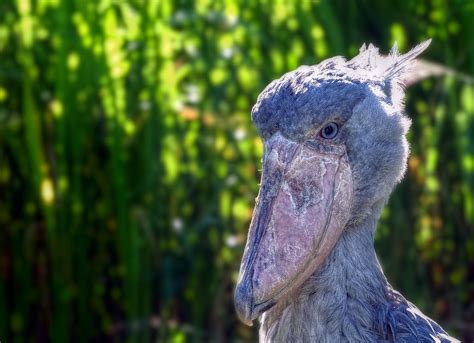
(0, 0, 472, 341)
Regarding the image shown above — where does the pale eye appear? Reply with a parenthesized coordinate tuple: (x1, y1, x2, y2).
(320, 122, 339, 139)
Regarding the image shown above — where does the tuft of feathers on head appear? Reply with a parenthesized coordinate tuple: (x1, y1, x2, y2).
(348, 39, 431, 85)
(347, 39, 431, 107)
(385, 39, 432, 82)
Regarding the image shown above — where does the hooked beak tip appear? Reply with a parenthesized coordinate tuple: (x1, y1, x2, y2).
(234, 282, 255, 326)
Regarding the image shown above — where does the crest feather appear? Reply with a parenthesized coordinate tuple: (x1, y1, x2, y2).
(385, 39, 432, 81)
(389, 42, 399, 58)
(348, 39, 432, 83)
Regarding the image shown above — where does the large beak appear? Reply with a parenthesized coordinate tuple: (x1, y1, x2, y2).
(234, 132, 353, 325)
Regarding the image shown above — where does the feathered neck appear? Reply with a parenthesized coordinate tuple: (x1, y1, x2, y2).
(259, 201, 392, 342)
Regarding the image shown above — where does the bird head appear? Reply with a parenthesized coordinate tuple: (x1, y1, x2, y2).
(234, 41, 431, 325)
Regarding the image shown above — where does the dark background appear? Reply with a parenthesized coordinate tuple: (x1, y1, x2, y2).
(0, 0, 473, 341)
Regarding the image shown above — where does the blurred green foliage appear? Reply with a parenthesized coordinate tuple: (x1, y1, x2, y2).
(0, 0, 473, 342)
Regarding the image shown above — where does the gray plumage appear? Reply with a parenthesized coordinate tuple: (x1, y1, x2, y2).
(235, 41, 459, 342)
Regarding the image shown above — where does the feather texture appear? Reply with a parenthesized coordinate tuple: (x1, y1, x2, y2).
(348, 39, 432, 84)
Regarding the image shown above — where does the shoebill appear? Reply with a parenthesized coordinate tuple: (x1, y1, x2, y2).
(234, 40, 459, 342)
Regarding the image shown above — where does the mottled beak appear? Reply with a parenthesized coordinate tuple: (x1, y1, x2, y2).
(234, 132, 353, 325)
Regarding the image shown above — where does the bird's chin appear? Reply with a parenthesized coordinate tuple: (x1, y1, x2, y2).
(234, 286, 277, 326)
(234, 261, 317, 325)
(234, 132, 353, 326)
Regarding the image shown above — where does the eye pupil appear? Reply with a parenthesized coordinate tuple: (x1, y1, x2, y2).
(321, 122, 339, 139)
